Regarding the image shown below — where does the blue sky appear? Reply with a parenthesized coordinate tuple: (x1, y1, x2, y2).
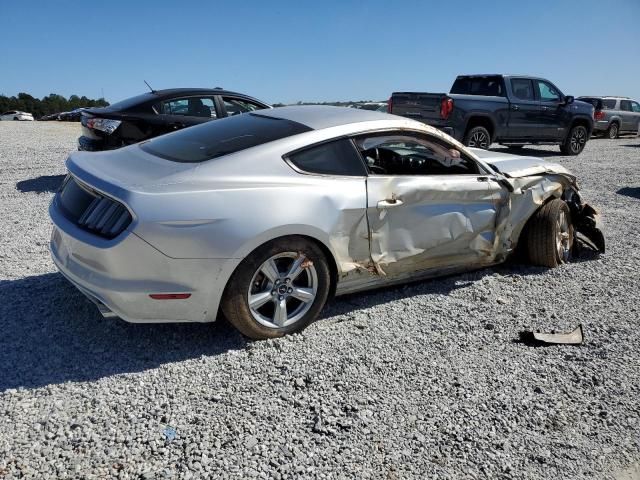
(1, 0, 639, 104)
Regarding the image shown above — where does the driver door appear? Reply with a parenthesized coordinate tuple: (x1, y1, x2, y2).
(355, 131, 505, 278)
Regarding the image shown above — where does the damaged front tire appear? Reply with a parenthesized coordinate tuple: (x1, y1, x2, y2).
(525, 199, 574, 268)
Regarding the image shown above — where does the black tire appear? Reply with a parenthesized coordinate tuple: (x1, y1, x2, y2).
(525, 199, 574, 268)
(463, 126, 491, 149)
(221, 236, 331, 339)
(606, 122, 619, 139)
(560, 125, 588, 155)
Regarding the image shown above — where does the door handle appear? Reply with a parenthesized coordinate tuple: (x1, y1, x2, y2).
(377, 198, 404, 209)
(477, 176, 492, 182)
(541, 106, 549, 111)
(511, 105, 520, 111)
(170, 122, 185, 129)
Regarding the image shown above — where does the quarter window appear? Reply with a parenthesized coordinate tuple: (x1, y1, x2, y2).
(511, 79, 535, 101)
(602, 99, 617, 109)
(353, 133, 482, 176)
(287, 139, 367, 176)
(159, 97, 217, 118)
(536, 81, 561, 102)
(223, 97, 265, 116)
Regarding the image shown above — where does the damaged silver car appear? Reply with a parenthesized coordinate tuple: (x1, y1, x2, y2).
(49, 106, 605, 339)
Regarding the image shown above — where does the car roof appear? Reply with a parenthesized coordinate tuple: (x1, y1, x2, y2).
(255, 105, 394, 130)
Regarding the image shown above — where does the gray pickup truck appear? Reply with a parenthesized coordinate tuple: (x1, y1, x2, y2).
(389, 74, 594, 155)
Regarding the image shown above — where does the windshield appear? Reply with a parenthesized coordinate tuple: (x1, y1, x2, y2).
(140, 113, 311, 163)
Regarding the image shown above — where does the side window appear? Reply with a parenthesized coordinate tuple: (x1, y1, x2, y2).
(353, 133, 481, 176)
(511, 79, 535, 101)
(631, 102, 640, 113)
(287, 139, 367, 176)
(223, 97, 265, 116)
(602, 99, 617, 110)
(536, 81, 561, 102)
(158, 97, 216, 118)
(620, 100, 632, 112)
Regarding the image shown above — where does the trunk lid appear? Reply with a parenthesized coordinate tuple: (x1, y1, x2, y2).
(66, 145, 197, 199)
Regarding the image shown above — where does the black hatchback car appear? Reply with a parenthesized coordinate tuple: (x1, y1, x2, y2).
(79, 88, 271, 151)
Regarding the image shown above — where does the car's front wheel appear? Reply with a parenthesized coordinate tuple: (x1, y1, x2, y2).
(222, 237, 331, 339)
(524, 199, 574, 268)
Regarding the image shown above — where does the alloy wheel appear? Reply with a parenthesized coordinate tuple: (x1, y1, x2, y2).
(247, 252, 318, 329)
(608, 124, 618, 139)
(469, 131, 490, 149)
(570, 128, 586, 153)
(556, 210, 572, 262)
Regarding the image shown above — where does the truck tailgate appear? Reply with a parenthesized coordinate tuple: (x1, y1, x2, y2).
(390, 92, 446, 122)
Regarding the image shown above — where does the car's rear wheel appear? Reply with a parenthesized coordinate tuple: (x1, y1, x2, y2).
(525, 199, 574, 268)
(464, 126, 491, 149)
(560, 125, 588, 155)
(606, 122, 619, 139)
(221, 237, 331, 339)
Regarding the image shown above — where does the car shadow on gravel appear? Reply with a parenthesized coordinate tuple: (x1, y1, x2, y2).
(617, 187, 640, 200)
(488, 147, 564, 157)
(16, 174, 66, 193)
(0, 273, 246, 392)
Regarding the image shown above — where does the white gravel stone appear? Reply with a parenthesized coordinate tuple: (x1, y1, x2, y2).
(0, 121, 639, 479)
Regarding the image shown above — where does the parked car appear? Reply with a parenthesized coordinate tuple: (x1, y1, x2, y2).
(389, 74, 594, 155)
(0, 110, 34, 121)
(78, 88, 270, 151)
(50, 106, 604, 339)
(577, 96, 640, 139)
(59, 108, 90, 122)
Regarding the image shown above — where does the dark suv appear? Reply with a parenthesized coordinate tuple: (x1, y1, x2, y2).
(577, 96, 640, 139)
(79, 88, 270, 151)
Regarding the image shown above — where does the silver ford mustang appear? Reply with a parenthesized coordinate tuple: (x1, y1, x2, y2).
(49, 106, 604, 339)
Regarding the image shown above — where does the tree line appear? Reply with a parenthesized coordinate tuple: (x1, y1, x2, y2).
(0, 93, 110, 119)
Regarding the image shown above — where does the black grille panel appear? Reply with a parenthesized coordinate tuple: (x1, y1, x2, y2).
(56, 176, 132, 239)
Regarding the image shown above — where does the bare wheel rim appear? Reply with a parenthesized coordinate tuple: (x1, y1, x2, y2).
(556, 210, 572, 262)
(468, 130, 489, 149)
(570, 128, 586, 153)
(247, 252, 318, 329)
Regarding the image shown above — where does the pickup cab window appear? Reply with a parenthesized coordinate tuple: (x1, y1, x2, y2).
(511, 79, 535, 101)
(536, 81, 561, 102)
(450, 76, 505, 97)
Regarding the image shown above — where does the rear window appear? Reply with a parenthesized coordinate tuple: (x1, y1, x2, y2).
(106, 93, 156, 111)
(451, 76, 505, 97)
(140, 113, 311, 163)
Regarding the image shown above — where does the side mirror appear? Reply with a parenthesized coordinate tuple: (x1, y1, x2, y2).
(563, 95, 575, 105)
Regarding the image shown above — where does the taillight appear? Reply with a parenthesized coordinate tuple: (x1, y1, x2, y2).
(594, 110, 606, 121)
(440, 98, 454, 120)
(387, 97, 392, 113)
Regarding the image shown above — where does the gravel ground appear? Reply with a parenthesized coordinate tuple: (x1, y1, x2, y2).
(0, 121, 639, 479)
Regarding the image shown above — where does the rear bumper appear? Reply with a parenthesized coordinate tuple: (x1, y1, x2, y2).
(49, 202, 239, 323)
(592, 120, 610, 132)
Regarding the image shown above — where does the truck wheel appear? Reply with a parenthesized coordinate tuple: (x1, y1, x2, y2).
(560, 125, 588, 155)
(221, 236, 331, 340)
(606, 122, 619, 139)
(464, 126, 491, 149)
(525, 199, 574, 268)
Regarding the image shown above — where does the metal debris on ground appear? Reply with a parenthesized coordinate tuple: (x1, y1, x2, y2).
(519, 324, 584, 345)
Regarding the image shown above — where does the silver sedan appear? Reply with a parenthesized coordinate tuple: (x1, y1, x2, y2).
(49, 106, 604, 339)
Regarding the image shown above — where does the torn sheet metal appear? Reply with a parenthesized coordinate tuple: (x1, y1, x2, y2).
(520, 325, 584, 345)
